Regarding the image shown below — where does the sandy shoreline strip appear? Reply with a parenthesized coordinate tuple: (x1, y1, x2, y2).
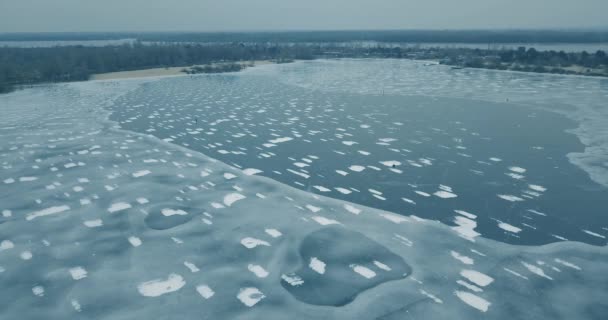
(90, 60, 274, 81)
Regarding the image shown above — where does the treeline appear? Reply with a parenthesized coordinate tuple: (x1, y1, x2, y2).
(346, 45, 608, 75)
(428, 47, 608, 75)
(2, 30, 608, 44)
(0, 42, 315, 93)
(497, 47, 607, 68)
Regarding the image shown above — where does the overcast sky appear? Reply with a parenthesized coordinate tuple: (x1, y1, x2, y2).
(0, 0, 607, 32)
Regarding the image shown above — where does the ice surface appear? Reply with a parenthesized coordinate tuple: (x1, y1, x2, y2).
(279, 59, 608, 192)
(0, 64, 607, 319)
(281, 226, 411, 306)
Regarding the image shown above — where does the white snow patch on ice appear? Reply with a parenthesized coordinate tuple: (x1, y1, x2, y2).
(503, 267, 529, 280)
(454, 210, 477, 219)
(497, 194, 525, 202)
(379, 213, 408, 224)
(313, 186, 331, 192)
(343, 204, 361, 215)
(241, 237, 271, 249)
(380, 160, 401, 167)
(305, 204, 321, 213)
(455, 291, 491, 312)
(0, 240, 15, 251)
(350, 264, 376, 279)
(521, 262, 553, 280)
(402, 197, 416, 205)
(420, 289, 443, 304)
(460, 269, 494, 287)
(128, 236, 142, 247)
(509, 166, 527, 173)
(161, 208, 188, 216)
(83, 219, 103, 228)
(132, 170, 151, 178)
(281, 274, 304, 286)
(309, 257, 326, 274)
(269, 137, 293, 144)
(373, 261, 392, 271)
(224, 193, 246, 207)
(452, 216, 480, 242)
(71, 299, 82, 312)
(349, 165, 366, 172)
(248, 264, 269, 278)
(335, 187, 352, 194)
(554, 258, 582, 271)
(108, 202, 131, 213)
(529, 184, 547, 192)
(26, 205, 71, 221)
(451, 251, 474, 265)
(223, 172, 237, 180)
(583, 230, 606, 239)
(138, 274, 186, 297)
(69, 266, 88, 280)
(32, 286, 45, 297)
(265, 229, 282, 238)
(311, 216, 340, 226)
(434, 190, 457, 199)
(237, 287, 265, 307)
(498, 222, 522, 233)
(243, 168, 262, 176)
(196, 285, 215, 299)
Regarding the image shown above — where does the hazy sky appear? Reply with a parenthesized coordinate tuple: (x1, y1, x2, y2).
(0, 0, 607, 32)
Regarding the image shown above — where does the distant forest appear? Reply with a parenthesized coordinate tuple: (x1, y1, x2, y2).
(1, 30, 608, 43)
(0, 43, 315, 93)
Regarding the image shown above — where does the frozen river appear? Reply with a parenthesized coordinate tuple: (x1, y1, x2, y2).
(1, 59, 607, 319)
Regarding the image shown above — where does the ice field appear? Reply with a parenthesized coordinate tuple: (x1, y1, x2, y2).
(112, 60, 608, 246)
(1, 60, 607, 319)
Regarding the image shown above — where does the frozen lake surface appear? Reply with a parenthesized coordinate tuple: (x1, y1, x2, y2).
(1, 60, 607, 319)
(112, 60, 608, 246)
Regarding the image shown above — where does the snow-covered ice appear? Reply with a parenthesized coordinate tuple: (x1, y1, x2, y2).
(0, 60, 606, 320)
